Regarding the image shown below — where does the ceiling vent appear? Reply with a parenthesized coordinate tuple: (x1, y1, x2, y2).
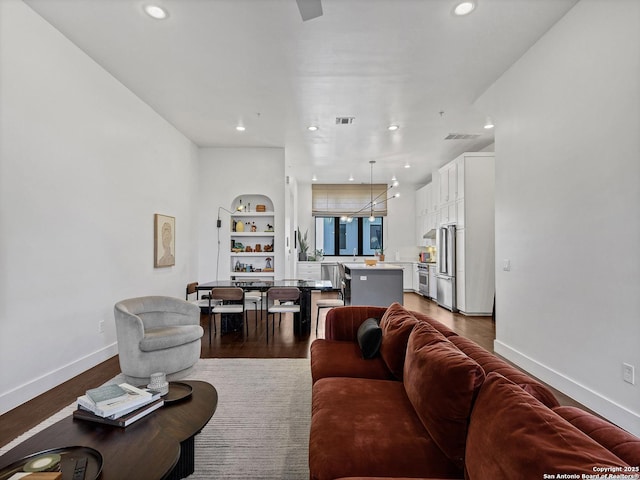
(335, 117, 355, 125)
(445, 133, 482, 140)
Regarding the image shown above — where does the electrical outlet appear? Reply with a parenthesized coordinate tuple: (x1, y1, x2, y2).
(99, 320, 105, 334)
(623, 363, 635, 385)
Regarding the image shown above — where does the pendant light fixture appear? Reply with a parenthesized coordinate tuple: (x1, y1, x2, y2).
(369, 161, 376, 222)
(341, 160, 400, 223)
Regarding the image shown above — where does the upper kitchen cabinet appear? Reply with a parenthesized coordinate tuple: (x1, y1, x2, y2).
(438, 161, 458, 205)
(437, 161, 459, 225)
(415, 183, 434, 246)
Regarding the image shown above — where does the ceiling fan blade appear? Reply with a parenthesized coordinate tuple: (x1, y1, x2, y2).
(296, 0, 323, 21)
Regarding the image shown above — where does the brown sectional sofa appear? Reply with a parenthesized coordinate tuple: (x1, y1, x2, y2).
(309, 303, 640, 480)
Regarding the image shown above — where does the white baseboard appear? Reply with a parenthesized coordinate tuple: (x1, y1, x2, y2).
(494, 340, 640, 437)
(0, 343, 118, 416)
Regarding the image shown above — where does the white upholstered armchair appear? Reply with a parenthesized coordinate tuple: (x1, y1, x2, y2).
(114, 296, 204, 384)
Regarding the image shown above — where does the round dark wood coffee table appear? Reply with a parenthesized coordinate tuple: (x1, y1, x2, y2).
(0, 380, 218, 480)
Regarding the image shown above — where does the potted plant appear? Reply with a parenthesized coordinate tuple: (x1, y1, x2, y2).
(313, 249, 324, 262)
(297, 228, 309, 261)
(375, 248, 385, 262)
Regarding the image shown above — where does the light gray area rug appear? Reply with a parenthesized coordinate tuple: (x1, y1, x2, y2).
(1, 358, 312, 479)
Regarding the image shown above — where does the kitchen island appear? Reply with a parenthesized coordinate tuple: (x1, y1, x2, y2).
(342, 262, 403, 307)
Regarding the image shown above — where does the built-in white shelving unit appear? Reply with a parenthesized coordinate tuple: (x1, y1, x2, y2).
(230, 195, 275, 279)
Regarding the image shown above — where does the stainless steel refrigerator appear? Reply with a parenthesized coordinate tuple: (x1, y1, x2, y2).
(436, 224, 457, 312)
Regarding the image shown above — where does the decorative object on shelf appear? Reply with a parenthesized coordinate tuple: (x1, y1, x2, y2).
(232, 242, 245, 252)
(251, 222, 257, 232)
(256, 204, 266, 212)
(236, 220, 245, 232)
(236, 199, 244, 211)
(255, 244, 262, 252)
(297, 228, 309, 261)
(245, 246, 253, 252)
(154, 213, 175, 268)
(266, 223, 273, 232)
(265, 257, 273, 270)
(264, 243, 273, 252)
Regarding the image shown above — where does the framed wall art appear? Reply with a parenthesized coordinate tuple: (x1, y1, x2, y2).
(154, 214, 175, 267)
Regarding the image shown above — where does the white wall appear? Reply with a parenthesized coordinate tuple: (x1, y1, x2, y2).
(197, 148, 286, 281)
(0, 0, 199, 414)
(477, 0, 640, 435)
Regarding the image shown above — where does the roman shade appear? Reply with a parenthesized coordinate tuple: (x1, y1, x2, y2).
(312, 184, 388, 217)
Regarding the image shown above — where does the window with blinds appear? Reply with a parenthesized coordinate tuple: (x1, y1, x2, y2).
(311, 184, 388, 217)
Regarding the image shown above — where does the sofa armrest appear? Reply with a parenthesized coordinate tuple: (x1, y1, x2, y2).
(324, 306, 387, 341)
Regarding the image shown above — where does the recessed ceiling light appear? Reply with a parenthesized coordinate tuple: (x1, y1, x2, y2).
(484, 116, 495, 129)
(404, 163, 411, 169)
(144, 5, 168, 19)
(312, 174, 318, 181)
(453, 1, 476, 16)
(307, 125, 319, 131)
(388, 124, 399, 131)
(348, 175, 354, 182)
(236, 125, 246, 132)
(391, 175, 397, 181)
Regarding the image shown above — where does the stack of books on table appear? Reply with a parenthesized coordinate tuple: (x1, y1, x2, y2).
(73, 383, 163, 427)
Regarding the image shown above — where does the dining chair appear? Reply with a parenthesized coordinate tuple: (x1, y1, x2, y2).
(185, 282, 215, 312)
(266, 287, 301, 343)
(209, 287, 246, 343)
(241, 279, 264, 331)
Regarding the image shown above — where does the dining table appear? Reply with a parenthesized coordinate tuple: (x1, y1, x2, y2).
(196, 279, 334, 335)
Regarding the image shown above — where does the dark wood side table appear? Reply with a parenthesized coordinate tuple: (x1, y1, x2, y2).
(0, 380, 218, 480)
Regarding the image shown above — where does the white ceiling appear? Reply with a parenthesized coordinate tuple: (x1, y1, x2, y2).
(24, 0, 578, 186)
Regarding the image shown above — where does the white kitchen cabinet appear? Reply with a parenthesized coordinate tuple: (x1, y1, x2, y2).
(297, 261, 321, 280)
(438, 162, 458, 205)
(413, 263, 420, 293)
(455, 228, 466, 313)
(456, 198, 465, 228)
(453, 152, 495, 316)
(415, 183, 433, 246)
(440, 202, 457, 225)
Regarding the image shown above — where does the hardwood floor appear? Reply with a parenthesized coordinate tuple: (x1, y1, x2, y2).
(0, 292, 586, 447)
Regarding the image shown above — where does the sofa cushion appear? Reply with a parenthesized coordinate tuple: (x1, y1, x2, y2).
(310, 377, 462, 480)
(379, 302, 419, 379)
(139, 325, 204, 352)
(310, 339, 394, 384)
(325, 306, 388, 341)
(356, 318, 382, 359)
(411, 310, 459, 338)
(465, 372, 630, 479)
(403, 322, 485, 468)
(447, 335, 559, 408)
(553, 405, 640, 467)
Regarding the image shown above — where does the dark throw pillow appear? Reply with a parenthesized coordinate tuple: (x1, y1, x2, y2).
(356, 318, 382, 359)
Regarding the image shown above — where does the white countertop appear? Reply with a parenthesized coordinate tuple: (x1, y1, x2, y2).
(342, 262, 404, 270)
